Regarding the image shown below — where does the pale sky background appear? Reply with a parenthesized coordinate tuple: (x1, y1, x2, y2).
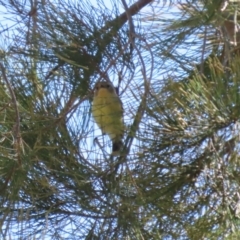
(0, 1, 186, 238)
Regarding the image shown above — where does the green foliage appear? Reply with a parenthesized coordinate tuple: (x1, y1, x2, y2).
(1, 0, 240, 239)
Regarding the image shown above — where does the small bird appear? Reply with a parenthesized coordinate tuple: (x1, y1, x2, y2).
(92, 81, 124, 154)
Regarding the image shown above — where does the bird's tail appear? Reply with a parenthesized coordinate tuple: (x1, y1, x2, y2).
(112, 139, 123, 155)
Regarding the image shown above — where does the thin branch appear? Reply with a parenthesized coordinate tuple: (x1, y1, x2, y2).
(109, 0, 152, 29)
(121, 0, 136, 50)
(0, 63, 22, 165)
(101, 0, 152, 40)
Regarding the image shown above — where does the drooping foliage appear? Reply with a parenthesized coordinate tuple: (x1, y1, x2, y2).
(0, 0, 240, 239)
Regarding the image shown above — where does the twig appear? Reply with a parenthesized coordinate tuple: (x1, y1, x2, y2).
(200, 26, 207, 74)
(0, 63, 22, 165)
(103, 0, 152, 32)
(121, 0, 136, 51)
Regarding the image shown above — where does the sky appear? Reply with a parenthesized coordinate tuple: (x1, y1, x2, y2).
(0, 0, 189, 238)
(0, 1, 237, 239)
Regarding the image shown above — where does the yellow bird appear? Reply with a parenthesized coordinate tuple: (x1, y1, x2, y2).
(92, 81, 124, 154)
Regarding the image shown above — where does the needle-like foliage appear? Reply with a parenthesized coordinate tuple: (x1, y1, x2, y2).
(0, 0, 240, 239)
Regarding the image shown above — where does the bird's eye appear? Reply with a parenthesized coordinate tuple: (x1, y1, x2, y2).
(106, 84, 110, 88)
